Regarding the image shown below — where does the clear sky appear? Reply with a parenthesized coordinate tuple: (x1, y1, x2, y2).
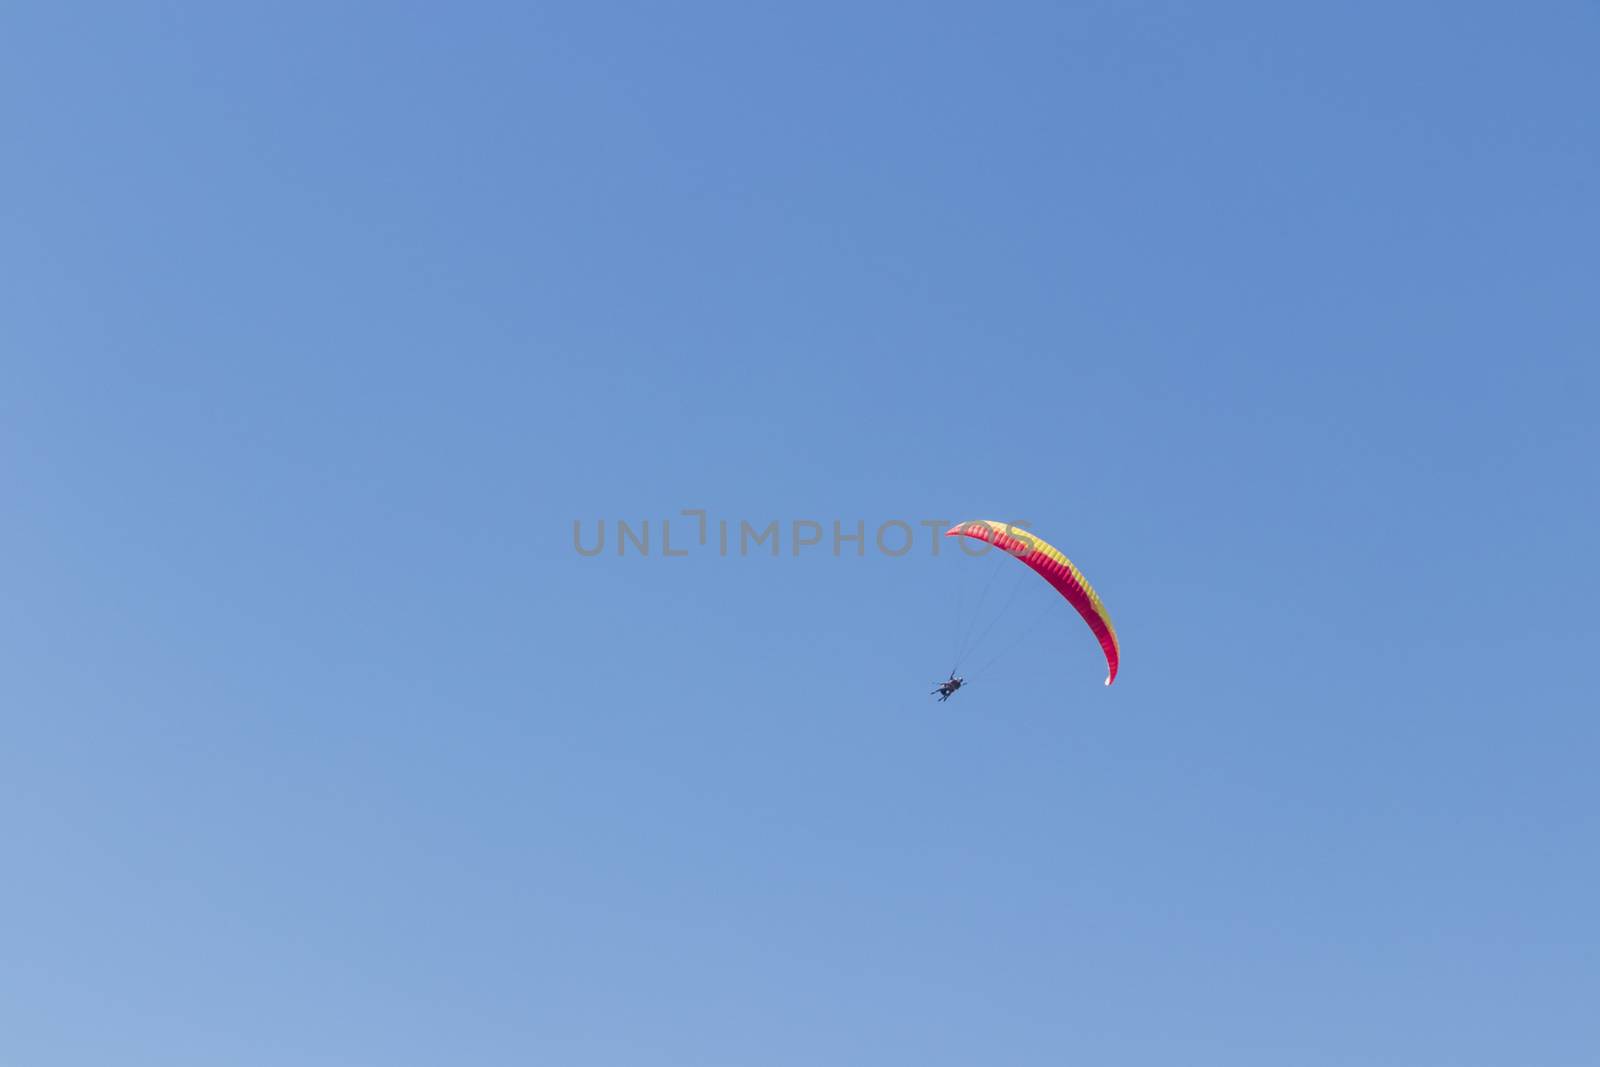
(4, 3, 1597, 1064)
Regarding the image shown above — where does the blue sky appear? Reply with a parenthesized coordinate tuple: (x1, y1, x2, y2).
(4, 3, 1597, 1064)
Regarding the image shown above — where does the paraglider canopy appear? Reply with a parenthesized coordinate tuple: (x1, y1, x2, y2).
(946, 520, 1120, 686)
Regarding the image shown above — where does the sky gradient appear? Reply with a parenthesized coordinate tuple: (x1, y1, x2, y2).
(5, 3, 1598, 1064)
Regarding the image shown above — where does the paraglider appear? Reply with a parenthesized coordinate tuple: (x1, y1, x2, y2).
(943, 520, 1121, 687)
(932, 673, 965, 702)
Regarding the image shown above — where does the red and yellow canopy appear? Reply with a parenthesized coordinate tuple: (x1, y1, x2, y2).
(946, 520, 1121, 686)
